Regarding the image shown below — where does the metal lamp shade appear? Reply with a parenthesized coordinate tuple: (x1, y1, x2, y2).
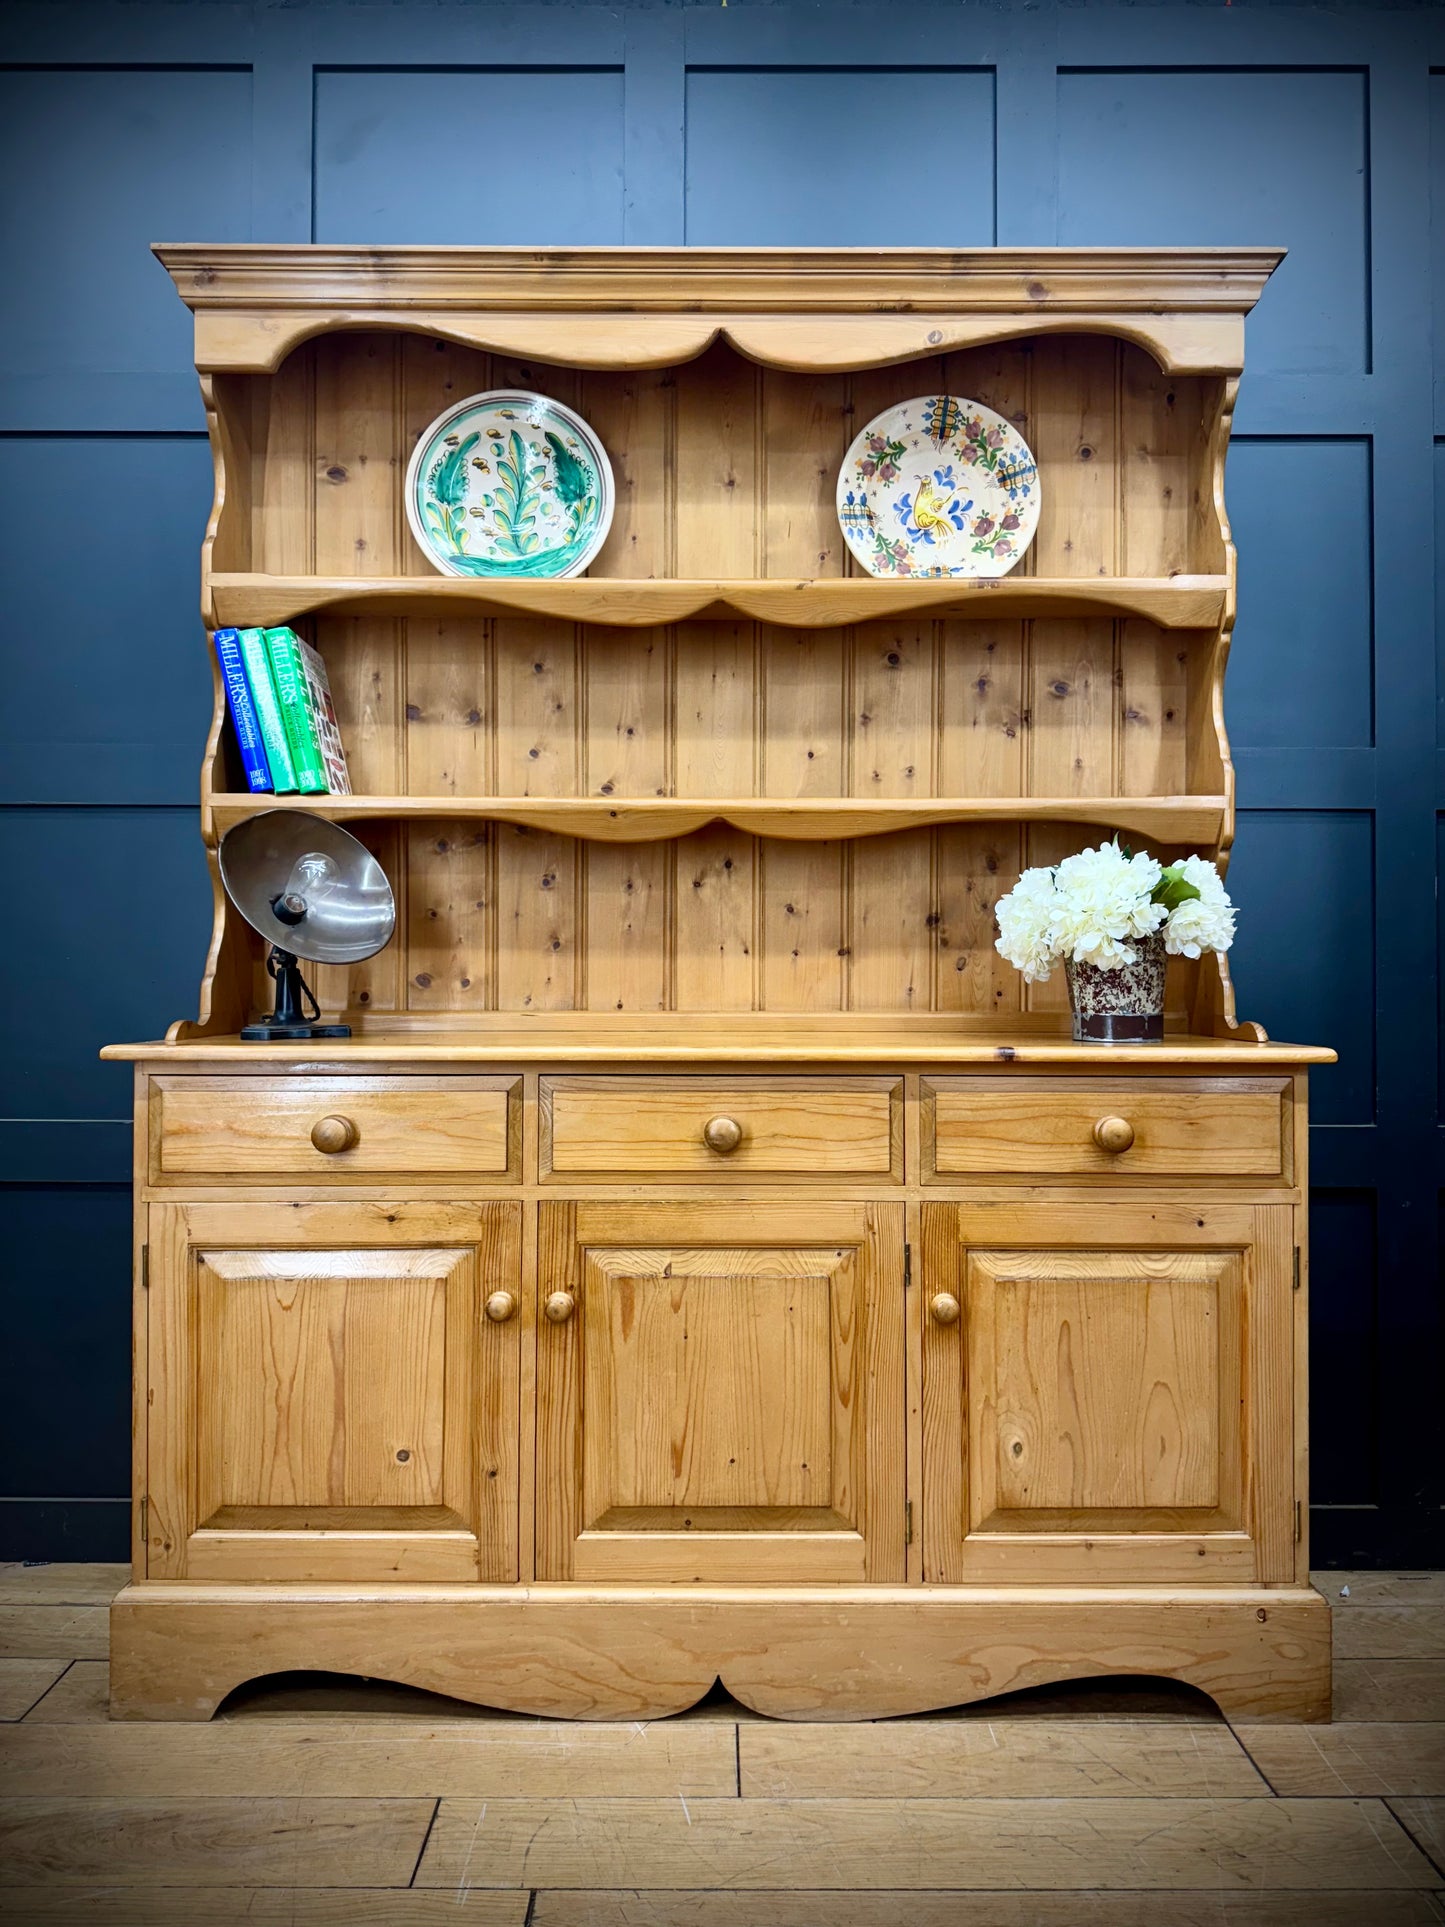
(218, 811, 395, 965)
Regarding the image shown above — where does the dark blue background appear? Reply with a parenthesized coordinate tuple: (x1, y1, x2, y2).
(1, 0, 1438, 1566)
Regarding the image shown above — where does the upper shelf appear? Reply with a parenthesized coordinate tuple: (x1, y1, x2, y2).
(208, 573, 1230, 632)
(157, 245, 1283, 377)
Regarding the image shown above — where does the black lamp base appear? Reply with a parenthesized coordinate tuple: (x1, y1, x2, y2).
(241, 1019, 353, 1041)
(240, 945, 351, 1043)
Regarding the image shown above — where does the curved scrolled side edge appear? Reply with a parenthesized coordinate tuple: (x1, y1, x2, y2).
(168, 660, 248, 1043)
(1208, 951, 1270, 1045)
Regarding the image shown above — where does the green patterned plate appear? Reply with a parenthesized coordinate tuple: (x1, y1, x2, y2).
(405, 390, 614, 579)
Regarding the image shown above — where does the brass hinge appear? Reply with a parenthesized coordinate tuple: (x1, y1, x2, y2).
(140, 1245, 149, 1291)
(1295, 1498, 1303, 1543)
(905, 1501, 914, 1546)
(903, 1242, 912, 1289)
(1293, 1247, 1301, 1291)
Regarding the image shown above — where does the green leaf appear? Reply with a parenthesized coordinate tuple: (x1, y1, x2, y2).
(1151, 862, 1202, 912)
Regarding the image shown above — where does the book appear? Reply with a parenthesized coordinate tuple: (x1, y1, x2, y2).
(213, 628, 272, 794)
(263, 626, 328, 794)
(296, 636, 352, 795)
(236, 626, 297, 792)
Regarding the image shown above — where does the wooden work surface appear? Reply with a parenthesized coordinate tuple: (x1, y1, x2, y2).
(102, 1018, 1336, 1067)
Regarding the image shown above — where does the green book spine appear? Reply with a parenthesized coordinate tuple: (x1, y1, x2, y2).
(236, 627, 297, 792)
(264, 627, 328, 793)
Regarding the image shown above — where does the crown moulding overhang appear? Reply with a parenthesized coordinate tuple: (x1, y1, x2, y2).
(155, 245, 1285, 378)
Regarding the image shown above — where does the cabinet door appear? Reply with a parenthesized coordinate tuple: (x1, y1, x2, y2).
(920, 1201, 1294, 1584)
(536, 1201, 905, 1583)
(146, 1202, 521, 1583)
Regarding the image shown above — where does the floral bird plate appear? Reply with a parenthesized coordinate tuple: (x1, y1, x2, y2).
(837, 395, 1040, 579)
(405, 390, 614, 579)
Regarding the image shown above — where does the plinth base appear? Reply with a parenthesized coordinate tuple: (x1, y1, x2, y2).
(109, 1583, 1331, 1723)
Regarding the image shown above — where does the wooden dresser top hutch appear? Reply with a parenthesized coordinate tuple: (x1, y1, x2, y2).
(105, 245, 1333, 1724)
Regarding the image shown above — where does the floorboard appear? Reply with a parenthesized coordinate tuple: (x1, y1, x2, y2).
(0, 1606, 108, 1661)
(0, 1660, 68, 1723)
(414, 1795, 1439, 1891)
(1334, 1662, 1445, 1722)
(1317, 1576, 1445, 1609)
(0, 1566, 129, 1607)
(527, 1894, 1445, 1925)
(0, 1893, 528, 1925)
(0, 1720, 737, 1799)
(739, 1718, 1268, 1797)
(1334, 1609, 1445, 1660)
(1390, 1801, 1445, 1880)
(1235, 1724, 1445, 1796)
(0, 1796, 436, 1886)
(18, 1661, 107, 1724)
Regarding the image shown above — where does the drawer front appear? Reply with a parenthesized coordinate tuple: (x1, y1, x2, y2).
(542, 1077, 902, 1180)
(924, 1077, 1289, 1181)
(151, 1076, 519, 1182)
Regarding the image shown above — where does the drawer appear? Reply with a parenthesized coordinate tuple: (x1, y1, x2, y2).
(923, 1077, 1289, 1181)
(541, 1077, 902, 1180)
(150, 1076, 520, 1183)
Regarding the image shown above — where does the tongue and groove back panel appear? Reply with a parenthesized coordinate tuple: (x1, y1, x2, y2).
(216, 329, 1228, 1021)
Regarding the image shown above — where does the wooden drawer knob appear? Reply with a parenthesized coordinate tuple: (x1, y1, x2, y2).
(930, 1292, 962, 1326)
(702, 1114, 743, 1154)
(1092, 1115, 1136, 1155)
(310, 1114, 359, 1155)
(484, 1291, 518, 1324)
(544, 1291, 576, 1324)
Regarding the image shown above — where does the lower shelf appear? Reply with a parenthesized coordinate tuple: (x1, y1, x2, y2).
(207, 792, 1229, 846)
(109, 1582, 1331, 1724)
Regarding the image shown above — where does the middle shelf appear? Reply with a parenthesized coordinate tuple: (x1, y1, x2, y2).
(208, 793, 1228, 845)
(208, 573, 1230, 632)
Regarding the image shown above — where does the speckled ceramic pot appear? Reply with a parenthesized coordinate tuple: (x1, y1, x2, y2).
(1064, 932, 1167, 1044)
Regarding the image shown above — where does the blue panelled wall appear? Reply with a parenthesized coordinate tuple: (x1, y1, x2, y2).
(1, 0, 1440, 1567)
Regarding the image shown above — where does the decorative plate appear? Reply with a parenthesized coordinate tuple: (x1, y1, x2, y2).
(836, 395, 1040, 579)
(405, 390, 614, 579)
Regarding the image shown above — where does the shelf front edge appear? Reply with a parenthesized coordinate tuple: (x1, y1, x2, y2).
(208, 574, 1229, 632)
(207, 795, 1228, 846)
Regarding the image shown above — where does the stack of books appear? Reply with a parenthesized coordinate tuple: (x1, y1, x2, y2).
(214, 626, 352, 796)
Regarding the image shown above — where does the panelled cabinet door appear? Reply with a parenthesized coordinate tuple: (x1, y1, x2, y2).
(536, 1201, 905, 1583)
(145, 1202, 521, 1583)
(920, 1201, 1295, 1585)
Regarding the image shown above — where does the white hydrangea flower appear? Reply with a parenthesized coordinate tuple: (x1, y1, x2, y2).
(1051, 840, 1166, 970)
(1163, 853, 1236, 957)
(993, 864, 1060, 983)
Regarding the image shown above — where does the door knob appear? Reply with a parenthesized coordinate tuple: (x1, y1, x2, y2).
(702, 1115, 743, 1154)
(484, 1290, 518, 1323)
(1092, 1115, 1136, 1154)
(310, 1114, 359, 1154)
(544, 1291, 576, 1324)
(930, 1292, 962, 1326)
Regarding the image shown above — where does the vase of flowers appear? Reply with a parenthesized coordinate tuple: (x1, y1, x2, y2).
(993, 839, 1237, 1044)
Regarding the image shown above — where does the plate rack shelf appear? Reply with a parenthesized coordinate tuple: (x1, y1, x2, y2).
(174, 245, 1268, 1042)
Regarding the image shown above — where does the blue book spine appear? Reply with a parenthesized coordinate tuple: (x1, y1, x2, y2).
(213, 628, 273, 794)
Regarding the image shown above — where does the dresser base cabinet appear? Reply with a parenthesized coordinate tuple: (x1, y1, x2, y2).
(107, 1051, 1331, 1724)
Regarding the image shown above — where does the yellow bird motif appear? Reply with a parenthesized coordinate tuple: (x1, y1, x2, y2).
(909, 472, 955, 539)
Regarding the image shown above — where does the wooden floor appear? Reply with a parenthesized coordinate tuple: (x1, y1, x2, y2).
(0, 1568, 1442, 1924)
